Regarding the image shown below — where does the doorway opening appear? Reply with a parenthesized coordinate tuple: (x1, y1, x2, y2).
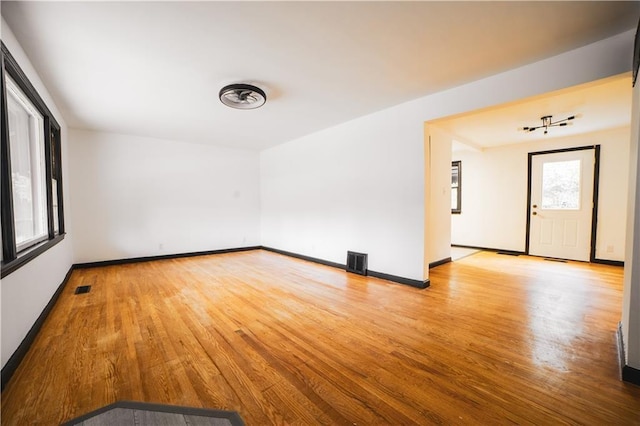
(425, 74, 630, 268)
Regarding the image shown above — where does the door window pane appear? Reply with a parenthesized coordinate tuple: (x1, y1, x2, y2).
(541, 160, 581, 210)
(6, 75, 47, 249)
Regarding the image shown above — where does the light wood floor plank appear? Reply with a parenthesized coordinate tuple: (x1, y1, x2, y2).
(2, 250, 639, 425)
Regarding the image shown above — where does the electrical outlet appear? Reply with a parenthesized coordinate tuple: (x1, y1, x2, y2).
(606, 245, 614, 253)
(159, 243, 164, 250)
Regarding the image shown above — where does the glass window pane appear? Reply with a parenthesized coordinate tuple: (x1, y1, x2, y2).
(541, 159, 581, 210)
(6, 76, 47, 249)
(52, 178, 59, 234)
(451, 161, 461, 212)
(50, 128, 60, 235)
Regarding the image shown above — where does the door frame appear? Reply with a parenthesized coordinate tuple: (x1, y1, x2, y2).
(525, 144, 601, 262)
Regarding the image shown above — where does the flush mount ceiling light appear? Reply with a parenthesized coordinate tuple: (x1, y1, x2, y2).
(522, 115, 575, 135)
(219, 83, 266, 110)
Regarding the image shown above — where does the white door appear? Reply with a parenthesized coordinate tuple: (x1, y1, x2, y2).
(529, 148, 595, 261)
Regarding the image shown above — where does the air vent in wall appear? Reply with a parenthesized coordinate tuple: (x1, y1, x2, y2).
(346, 251, 368, 276)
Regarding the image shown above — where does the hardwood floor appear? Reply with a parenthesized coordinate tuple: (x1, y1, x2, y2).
(2, 250, 639, 424)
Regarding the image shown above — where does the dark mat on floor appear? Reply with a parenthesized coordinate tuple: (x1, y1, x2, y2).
(63, 401, 244, 426)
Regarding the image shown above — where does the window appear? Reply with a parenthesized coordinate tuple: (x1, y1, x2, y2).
(541, 160, 581, 210)
(6, 75, 48, 250)
(451, 161, 461, 214)
(1, 43, 65, 277)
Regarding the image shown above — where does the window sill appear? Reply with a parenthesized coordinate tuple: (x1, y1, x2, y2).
(1, 234, 65, 278)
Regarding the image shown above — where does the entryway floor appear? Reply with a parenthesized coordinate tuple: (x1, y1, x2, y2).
(451, 246, 481, 261)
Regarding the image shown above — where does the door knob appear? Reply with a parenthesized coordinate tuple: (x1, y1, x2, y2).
(533, 212, 537, 215)
(533, 204, 538, 208)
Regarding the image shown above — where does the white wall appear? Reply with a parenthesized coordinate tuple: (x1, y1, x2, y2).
(1, 20, 74, 368)
(451, 127, 630, 260)
(260, 110, 426, 280)
(260, 30, 636, 282)
(427, 126, 452, 264)
(69, 130, 261, 263)
(622, 74, 640, 370)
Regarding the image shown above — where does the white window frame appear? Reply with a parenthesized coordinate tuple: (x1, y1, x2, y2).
(6, 75, 49, 251)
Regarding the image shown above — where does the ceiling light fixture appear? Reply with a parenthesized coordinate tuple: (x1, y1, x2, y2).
(522, 115, 575, 135)
(219, 83, 266, 110)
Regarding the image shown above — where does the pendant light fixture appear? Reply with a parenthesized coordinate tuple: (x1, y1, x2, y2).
(219, 83, 266, 110)
(522, 115, 575, 135)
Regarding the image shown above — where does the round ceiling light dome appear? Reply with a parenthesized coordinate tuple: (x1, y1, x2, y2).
(219, 83, 266, 110)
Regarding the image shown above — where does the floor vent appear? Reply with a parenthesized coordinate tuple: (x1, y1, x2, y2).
(74, 285, 91, 294)
(544, 258, 568, 263)
(346, 251, 368, 276)
(497, 251, 520, 256)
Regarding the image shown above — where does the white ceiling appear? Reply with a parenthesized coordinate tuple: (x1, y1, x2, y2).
(433, 75, 633, 151)
(2, 1, 639, 151)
